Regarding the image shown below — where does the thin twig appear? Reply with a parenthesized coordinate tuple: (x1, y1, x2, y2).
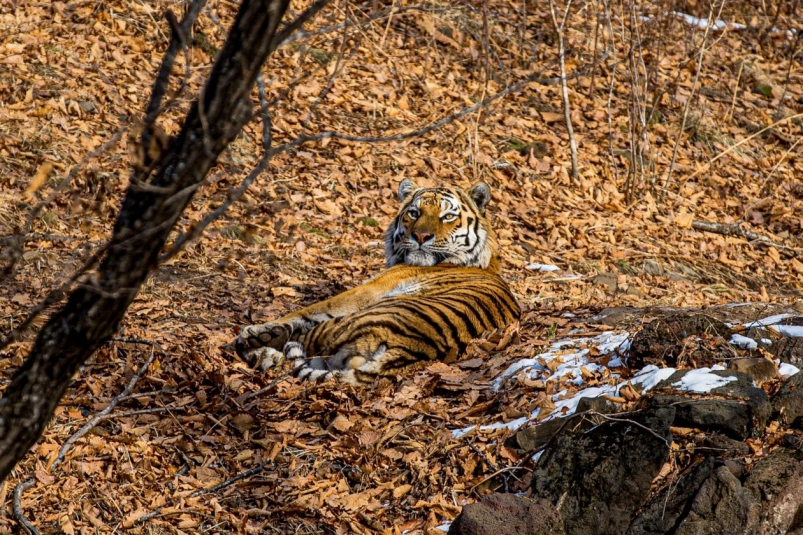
(50, 342, 158, 472)
(12, 479, 39, 535)
(691, 220, 800, 257)
(548, 0, 579, 181)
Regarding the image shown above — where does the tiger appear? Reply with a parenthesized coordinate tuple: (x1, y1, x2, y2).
(234, 179, 521, 385)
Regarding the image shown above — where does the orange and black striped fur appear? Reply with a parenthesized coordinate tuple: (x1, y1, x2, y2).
(234, 179, 520, 385)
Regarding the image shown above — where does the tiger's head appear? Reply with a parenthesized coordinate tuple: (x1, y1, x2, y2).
(384, 179, 499, 271)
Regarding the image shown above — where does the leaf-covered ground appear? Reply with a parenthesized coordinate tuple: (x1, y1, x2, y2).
(1, 0, 802, 533)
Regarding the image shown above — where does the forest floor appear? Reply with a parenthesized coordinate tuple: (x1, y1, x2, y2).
(1, 0, 802, 533)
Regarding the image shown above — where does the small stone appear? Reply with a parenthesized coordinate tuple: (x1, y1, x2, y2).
(448, 493, 564, 535)
(641, 260, 664, 276)
(591, 272, 618, 293)
(723, 460, 746, 479)
(78, 100, 97, 114)
(730, 357, 777, 384)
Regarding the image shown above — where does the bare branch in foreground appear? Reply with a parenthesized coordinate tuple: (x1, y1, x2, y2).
(0, 0, 331, 484)
(12, 479, 38, 535)
(50, 342, 159, 472)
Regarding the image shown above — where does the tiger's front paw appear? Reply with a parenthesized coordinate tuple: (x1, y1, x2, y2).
(235, 323, 292, 368)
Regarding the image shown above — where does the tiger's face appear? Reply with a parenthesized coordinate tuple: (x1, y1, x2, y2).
(384, 179, 498, 270)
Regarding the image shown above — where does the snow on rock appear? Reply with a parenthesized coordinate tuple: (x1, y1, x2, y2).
(771, 325, 803, 338)
(671, 368, 737, 393)
(730, 333, 758, 350)
(525, 263, 560, 272)
(779, 363, 800, 377)
(743, 314, 795, 328)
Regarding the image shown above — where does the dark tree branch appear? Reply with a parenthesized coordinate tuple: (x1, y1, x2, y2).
(0, 0, 333, 483)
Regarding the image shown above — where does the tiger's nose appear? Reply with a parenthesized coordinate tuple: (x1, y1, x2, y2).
(413, 231, 433, 244)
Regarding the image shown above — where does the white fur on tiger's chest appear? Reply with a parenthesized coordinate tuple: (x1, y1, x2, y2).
(380, 280, 422, 299)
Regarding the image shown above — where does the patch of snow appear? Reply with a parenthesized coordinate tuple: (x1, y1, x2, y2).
(771, 325, 803, 338)
(779, 363, 800, 377)
(597, 332, 631, 354)
(761, 338, 772, 345)
(672, 368, 736, 393)
(526, 263, 560, 272)
(607, 357, 623, 367)
(743, 314, 794, 328)
(630, 366, 676, 392)
(562, 312, 576, 318)
(532, 450, 544, 463)
(549, 386, 618, 418)
(434, 524, 451, 533)
(711, 364, 726, 371)
(672, 11, 745, 31)
(730, 333, 758, 350)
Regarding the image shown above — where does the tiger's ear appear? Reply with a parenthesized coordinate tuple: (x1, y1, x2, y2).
(469, 182, 491, 213)
(398, 178, 418, 201)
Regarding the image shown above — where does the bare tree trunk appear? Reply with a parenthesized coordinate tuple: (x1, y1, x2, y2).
(0, 0, 329, 482)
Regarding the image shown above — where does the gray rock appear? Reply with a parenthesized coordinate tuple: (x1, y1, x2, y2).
(730, 358, 778, 384)
(447, 493, 564, 535)
(506, 397, 616, 454)
(531, 407, 674, 535)
(743, 447, 803, 535)
(674, 465, 760, 535)
(699, 433, 751, 458)
(627, 457, 715, 535)
(645, 370, 770, 439)
(772, 372, 803, 428)
(592, 272, 619, 293)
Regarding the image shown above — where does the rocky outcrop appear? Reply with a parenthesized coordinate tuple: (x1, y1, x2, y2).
(673, 466, 760, 535)
(530, 407, 674, 535)
(642, 370, 770, 439)
(451, 368, 803, 535)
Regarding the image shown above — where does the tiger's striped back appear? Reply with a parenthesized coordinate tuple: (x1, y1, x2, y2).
(298, 266, 520, 384)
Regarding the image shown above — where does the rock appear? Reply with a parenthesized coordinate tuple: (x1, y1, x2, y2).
(531, 407, 674, 535)
(674, 465, 760, 535)
(729, 358, 777, 384)
(506, 397, 617, 454)
(743, 447, 803, 535)
(644, 370, 770, 439)
(592, 272, 619, 293)
(769, 337, 803, 366)
(699, 433, 751, 458)
(77, 100, 97, 114)
(641, 260, 664, 276)
(628, 314, 734, 368)
(447, 493, 564, 535)
(627, 457, 715, 535)
(772, 372, 803, 428)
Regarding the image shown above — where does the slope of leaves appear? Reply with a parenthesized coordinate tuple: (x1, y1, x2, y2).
(0, 0, 802, 532)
